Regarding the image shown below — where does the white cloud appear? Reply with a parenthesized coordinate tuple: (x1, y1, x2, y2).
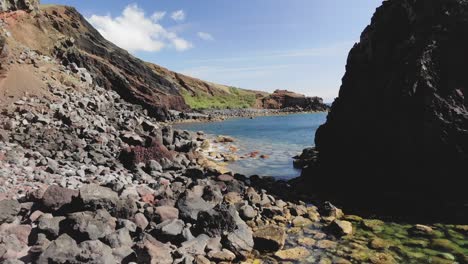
(171, 10, 185, 21)
(197, 32, 214, 41)
(87, 4, 192, 52)
(151, 11, 166, 22)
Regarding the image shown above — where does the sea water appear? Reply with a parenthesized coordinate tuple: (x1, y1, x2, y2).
(174, 113, 327, 179)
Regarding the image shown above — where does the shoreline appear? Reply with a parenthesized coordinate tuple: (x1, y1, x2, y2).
(168, 108, 329, 125)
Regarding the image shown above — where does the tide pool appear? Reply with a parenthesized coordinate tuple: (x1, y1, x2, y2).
(174, 113, 327, 179)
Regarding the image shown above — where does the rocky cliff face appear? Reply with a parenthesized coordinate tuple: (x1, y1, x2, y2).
(0, 0, 39, 13)
(260, 90, 328, 111)
(303, 0, 468, 220)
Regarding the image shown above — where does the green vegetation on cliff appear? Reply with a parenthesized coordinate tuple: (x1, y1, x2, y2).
(181, 87, 257, 110)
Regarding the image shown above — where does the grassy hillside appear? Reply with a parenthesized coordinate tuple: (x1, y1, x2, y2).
(181, 87, 258, 110)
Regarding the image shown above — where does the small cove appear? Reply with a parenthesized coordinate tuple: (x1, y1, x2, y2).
(174, 112, 327, 179)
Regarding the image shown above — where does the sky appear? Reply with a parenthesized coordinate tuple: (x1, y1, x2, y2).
(41, 0, 383, 102)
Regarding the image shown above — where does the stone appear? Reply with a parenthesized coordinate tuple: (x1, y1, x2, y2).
(194, 255, 211, 264)
(225, 225, 254, 259)
(224, 192, 243, 205)
(196, 205, 238, 237)
(37, 234, 81, 264)
(206, 236, 222, 252)
(292, 216, 313, 227)
(297, 237, 316, 247)
(0, 200, 21, 224)
(184, 167, 204, 179)
(79, 184, 119, 210)
(66, 210, 116, 241)
(147, 160, 163, 173)
(154, 206, 179, 223)
(37, 215, 66, 238)
(217, 174, 234, 182)
(239, 205, 256, 220)
(136, 235, 173, 264)
(78, 240, 114, 263)
(104, 228, 133, 248)
(155, 219, 184, 238)
(253, 225, 286, 252)
(409, 224, 434, 235)
(134, 213, 149, 230)
(180, 234, 210, 255)
(207, 249, 236, 262)
(0, 223, 32, 245)
(315, 240, 337, 249)
(274, 247, 310, 261)
(329, 220, 353, 236)
(41, 185, 78, 211)
(177, 189, 216, 222)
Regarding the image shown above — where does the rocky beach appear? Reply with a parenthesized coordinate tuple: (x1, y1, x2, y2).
(0, 0, 467, 264)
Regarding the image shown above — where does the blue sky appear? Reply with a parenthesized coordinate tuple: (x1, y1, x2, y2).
(41, 0, 383, 102)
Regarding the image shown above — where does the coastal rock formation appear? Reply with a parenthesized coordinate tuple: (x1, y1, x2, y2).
(260, 90, 328, 111)
(304, 0, 468, 220)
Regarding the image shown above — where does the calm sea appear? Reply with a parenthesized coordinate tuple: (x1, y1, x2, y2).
(174, 113, 327, 179)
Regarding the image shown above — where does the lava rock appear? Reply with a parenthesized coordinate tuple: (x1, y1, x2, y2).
(253, 225, 286, 252)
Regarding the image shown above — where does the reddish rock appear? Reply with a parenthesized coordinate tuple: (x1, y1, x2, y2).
(42, 185, 78, 211)
(119, 140, 173, 168)
(217, 174, 233, 182)
(0, 223, 32, 244)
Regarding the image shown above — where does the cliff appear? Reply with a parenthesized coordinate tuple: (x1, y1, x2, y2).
(302, 0, 468, 220)
(0, 3, 327, 118)
(260, 90, 328, 111)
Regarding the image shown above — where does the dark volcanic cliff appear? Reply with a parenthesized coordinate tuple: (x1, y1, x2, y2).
(303, 0, 468, 220)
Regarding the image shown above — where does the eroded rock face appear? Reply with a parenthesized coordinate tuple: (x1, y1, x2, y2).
(304, 0, 468, 220)
(0, 0, 39, 14)
(259, 90, 328, 111)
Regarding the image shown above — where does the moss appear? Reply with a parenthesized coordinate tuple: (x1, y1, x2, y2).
(430, 239, 465, 255)
(362, 219, 385, 233)
(181, 87, 257, 110)
(430, 256, 457, 264)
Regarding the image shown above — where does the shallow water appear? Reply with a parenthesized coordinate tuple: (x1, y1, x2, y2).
(174, 113, 327, 179)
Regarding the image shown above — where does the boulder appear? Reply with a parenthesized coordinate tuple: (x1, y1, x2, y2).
(207, 249, 236, 262)
(253, 225, 286, 252)
(104, 228, 133, 248)
(78, 240, 114, 264)
(195, 204, 238, 237)
(177, 189, 216, 222)
(154, 206, 179, 223)
(0, 200, 21, 224)
(239, 205, 256, 220)
(37, 234, 81, 264)
(180, 234, 210, 255)
(328, 220, 353, 237)
(79, 184, 119, 211)
(37, 215, 66, 238)
(154, 219, 184, 239)
(135, 235, 173, 264)
(66, 210, 116, 241)
(41, 185, 78, 211)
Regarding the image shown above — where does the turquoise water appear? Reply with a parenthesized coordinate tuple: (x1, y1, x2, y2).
(175, 113, 327, 179)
